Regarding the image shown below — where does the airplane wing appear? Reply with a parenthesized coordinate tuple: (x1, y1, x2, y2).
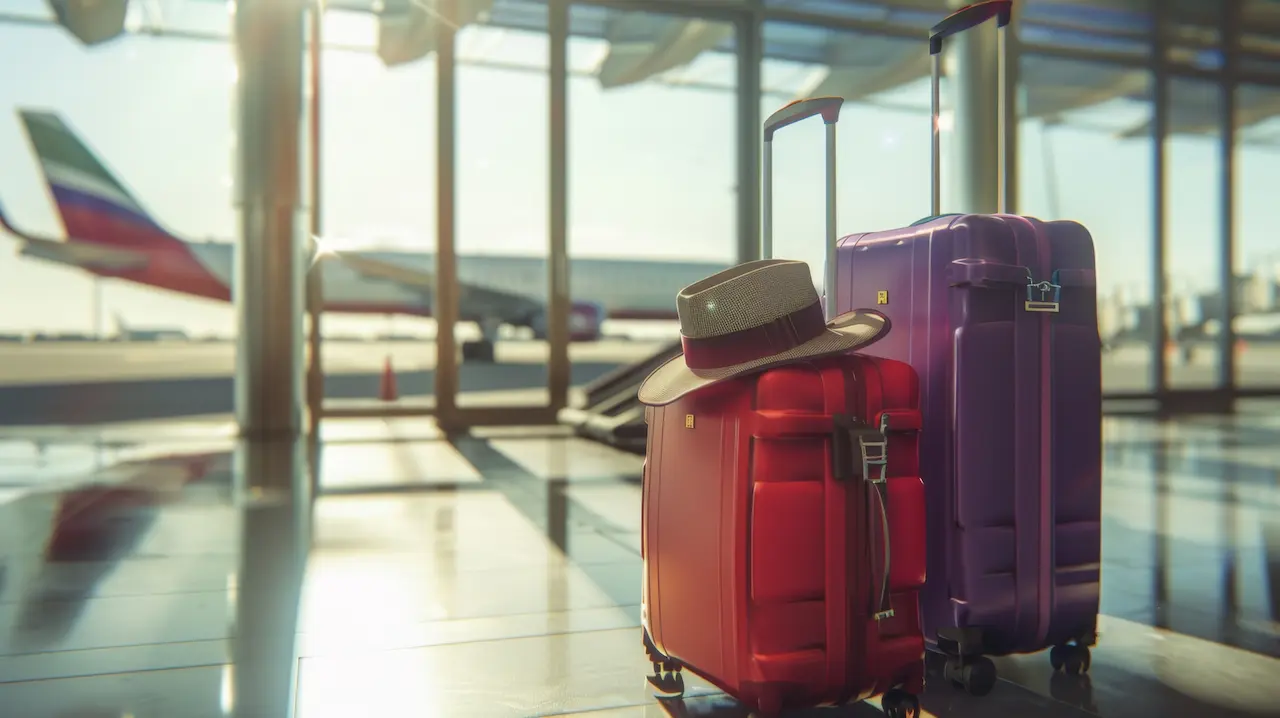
(330, 250, 437, 291)
(329, 250, 544, 322)
(15, 235, 149, 272)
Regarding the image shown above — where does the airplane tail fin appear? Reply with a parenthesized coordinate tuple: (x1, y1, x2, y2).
(17, 109, 168, 248)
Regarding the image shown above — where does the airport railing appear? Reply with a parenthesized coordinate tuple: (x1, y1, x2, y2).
(557, 340, 682, 454)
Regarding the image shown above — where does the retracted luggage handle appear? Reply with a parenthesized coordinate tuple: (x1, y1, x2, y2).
(761, 96, 845, 320)
(832, 413, 894, 622)
(928, 0, 1014, 217)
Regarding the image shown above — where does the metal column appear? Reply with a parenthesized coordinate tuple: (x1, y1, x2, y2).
(1218, 0, 1241, 392)
(234, 0, 308, 440)
(1151, 4, 1169, 395)
(305, 0, 325, 441)
(945, 0, 1002, 214)
(548, 0, 570, 412)
(434, 0, 461, 429)
(737, 9, 762, 264)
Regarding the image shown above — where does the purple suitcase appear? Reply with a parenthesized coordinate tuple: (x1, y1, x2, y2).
(833, 1, 1101, 694)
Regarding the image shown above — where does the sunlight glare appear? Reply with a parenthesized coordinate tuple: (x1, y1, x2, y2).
(310, 234, 340, 267)
(220, 663, 235, 715)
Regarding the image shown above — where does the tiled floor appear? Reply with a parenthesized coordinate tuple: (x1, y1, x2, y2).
(0, 412, 1278, 717)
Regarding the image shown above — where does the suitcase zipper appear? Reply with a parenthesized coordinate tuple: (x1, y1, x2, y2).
(1032, 226, 1054, 650)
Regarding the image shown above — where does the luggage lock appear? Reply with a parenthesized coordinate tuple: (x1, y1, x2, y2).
(1024, 269, 1061, 313)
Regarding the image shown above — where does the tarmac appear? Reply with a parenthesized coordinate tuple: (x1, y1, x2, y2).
(0, 340, 1277, 425)
(0, 339, 663, 385)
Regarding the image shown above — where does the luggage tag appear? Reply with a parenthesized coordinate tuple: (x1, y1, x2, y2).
(1024, 269, 1062, 313)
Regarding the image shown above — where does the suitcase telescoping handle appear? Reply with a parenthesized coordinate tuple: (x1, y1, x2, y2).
(761, 96, 844, 319)
(928, 0, 1013, 217)
(832, 413, 894, 622)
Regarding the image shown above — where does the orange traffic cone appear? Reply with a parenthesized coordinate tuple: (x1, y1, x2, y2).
(379, 356, 398, 401)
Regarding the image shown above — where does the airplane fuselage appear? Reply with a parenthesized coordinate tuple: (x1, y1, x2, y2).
(81, 236, 721, 322)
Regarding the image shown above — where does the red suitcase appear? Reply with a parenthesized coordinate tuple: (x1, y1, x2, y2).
(640, 354, 927, 717)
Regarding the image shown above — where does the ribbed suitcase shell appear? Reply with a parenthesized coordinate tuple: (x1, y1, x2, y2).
(835, 213, 1102, 657)
(642, 355, 927, 715)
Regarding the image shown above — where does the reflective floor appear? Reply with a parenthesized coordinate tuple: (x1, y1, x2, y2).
(1, 410, 1278, 717)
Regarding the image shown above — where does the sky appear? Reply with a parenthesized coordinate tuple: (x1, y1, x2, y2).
(0, 0, 1277, 337)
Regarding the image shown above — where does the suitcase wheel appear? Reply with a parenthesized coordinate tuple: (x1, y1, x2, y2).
(646, 669, 685, 698)
(880, 688, 921, 718)
(943, 655, 997, 697)
(936, 626, 985, 657)
(643, 628, 685, 698)
(752, 688, 783, 717)
(642, 630, 684, 671)
(1049, 644, 1091, 675)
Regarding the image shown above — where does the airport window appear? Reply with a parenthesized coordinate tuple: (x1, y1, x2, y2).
(760, 22, 932, 290)
(1234, 84, 1280, 390)
(567, 5, 736, 352)
(1164, 77, 1224, 391)
(0, 25, 236, 404)
(317, 7, 440, 414)
(457, 9, 550, 407)
(1016, 56, 1155, 394)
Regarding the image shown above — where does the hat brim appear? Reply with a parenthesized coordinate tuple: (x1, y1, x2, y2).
(637, 309, 890, 407)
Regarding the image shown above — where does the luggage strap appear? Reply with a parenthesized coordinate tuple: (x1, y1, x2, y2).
(832, 413, 894, 622)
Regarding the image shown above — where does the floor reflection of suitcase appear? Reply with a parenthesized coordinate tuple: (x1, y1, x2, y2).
(835, 1, 1102, 695)
(641, 354, 927, 717)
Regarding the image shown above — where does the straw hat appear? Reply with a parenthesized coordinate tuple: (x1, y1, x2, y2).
(637, 259, 890, 406)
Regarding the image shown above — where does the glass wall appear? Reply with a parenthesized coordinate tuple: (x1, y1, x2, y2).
(760, 22, 931, 287)
(1017, 57, 1155, 394)
(456, 8, 550, 409)
(0, 8, 236, 424)
(1234, 84, 1280, 390)
(1163, 78, 1223, 390)
(566, 5, 738, 387)
(316, 8, 438, 414)
(7, 1, 1280, 430)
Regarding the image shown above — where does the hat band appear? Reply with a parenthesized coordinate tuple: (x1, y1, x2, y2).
(681, 301, 827, 370)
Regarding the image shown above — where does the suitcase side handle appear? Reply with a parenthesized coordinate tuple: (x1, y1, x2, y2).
(831, 414, 894, 621)
(762, 96, 845, 319)
(948, 260, 1065, 313)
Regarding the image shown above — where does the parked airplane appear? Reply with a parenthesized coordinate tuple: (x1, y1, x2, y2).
(112, 313, 188, 342)
(3, 110, 725, 362)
